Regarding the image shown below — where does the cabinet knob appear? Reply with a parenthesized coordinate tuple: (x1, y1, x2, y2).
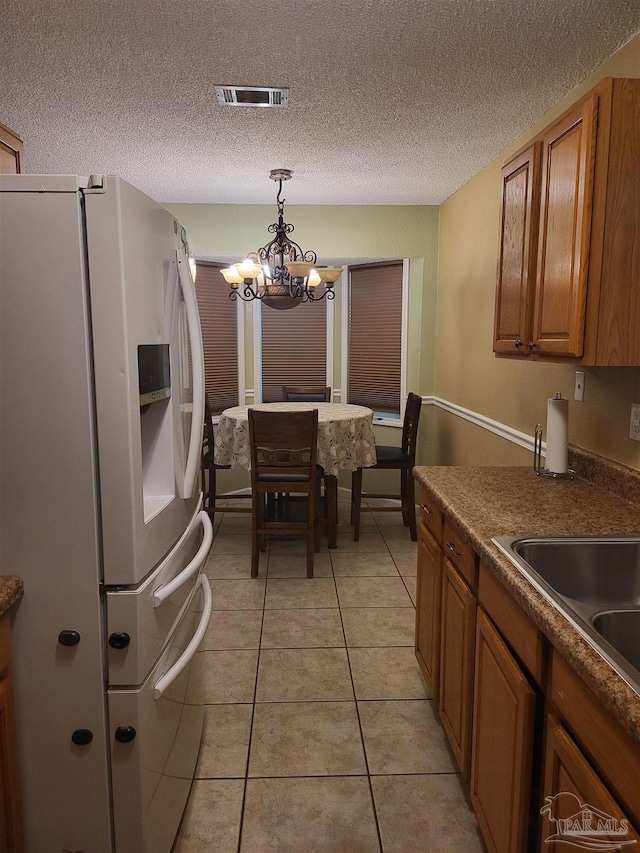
(71, 729, 93, 745)
(58, 630, 81, 646)
(115, 726, 137, 743)
(528, 341, 537, 350)
(109, 632, 131, 649)
(514, 339, 522, 349)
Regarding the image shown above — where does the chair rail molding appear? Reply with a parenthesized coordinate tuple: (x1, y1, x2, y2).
(422, 395, 543, 455)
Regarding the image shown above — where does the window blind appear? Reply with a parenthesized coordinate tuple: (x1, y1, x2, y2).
(348, 262, 402, 414)
(195, 261, 239, 414)
(261, 300, 327, 402)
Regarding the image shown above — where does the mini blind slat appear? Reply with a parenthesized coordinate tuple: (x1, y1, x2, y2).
(196, 261, 239, 414)
(349, 262, 402, 413)
(261, 301, 327, 402)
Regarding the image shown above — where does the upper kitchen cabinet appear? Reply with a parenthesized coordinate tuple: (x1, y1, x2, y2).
(0, 122, 23, 174)
(493, 142, 542, 355)
(493, 78, 640, 365)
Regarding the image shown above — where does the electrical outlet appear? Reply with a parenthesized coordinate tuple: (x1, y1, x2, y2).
(574, 371, 585, 401)
(630, 404, 640, 441)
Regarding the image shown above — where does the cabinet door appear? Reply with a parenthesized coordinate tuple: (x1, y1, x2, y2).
(0, 122, 23, 174)
(415, 522, 442, 700)
(0, 674, 22, 852)
(494, 142, 542, 355)
(438, 558, 476, 780)
(540, 715, 640, 853)
(470, 609, 536, 853)
(533, 94, 597, 356)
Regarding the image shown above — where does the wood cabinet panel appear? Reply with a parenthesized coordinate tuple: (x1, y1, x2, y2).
(415, 522, 442, 699)
(595, 79, 640, 364)
(540, 715, 640, 852)
(0, 614, 22, 852)
(478, 562, 546, 686)
(533, 94, 597, 357)
(494, 142, 541, 355)
(471, 609, 536, 853)
(550, 651, 640, 824)
(0, 122, 23, 175)
(438, 558, 476, 780)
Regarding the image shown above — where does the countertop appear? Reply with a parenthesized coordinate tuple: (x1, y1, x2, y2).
(0, 576, 23, 617)
(413, 465, 640, 743)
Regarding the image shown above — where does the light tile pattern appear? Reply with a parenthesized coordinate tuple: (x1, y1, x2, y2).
(175, 496, 483, 852)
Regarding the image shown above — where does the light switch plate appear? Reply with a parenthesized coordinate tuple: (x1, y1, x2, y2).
(630, 403, 640, 441)
(574, 371, 585, 401)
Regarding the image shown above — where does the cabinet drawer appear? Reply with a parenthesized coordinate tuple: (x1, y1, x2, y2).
(443, 519, 476, 590)
(550, 651, 640, 824)
(419, 491, 443, 542)
(478, 562, 546, 686)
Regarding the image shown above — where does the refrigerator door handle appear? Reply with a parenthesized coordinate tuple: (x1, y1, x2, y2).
(153, 511, 213, 607)
(154, 574, 212, 700)
(175, 248, 205, 499)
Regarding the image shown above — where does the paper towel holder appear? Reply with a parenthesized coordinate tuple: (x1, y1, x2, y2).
(534, 423, 575, 479)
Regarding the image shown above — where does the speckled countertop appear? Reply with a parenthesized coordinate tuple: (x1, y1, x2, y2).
(0, 576, 23, 617)
(413, 462, 640, 743)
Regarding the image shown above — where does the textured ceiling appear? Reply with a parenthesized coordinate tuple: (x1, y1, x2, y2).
(1, 0, 639, 206)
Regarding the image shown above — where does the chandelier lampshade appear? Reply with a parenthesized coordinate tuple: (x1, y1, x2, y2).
(220, 169, 341, 310)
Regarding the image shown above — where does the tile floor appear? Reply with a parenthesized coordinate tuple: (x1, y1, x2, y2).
(173, 495, 484, 852)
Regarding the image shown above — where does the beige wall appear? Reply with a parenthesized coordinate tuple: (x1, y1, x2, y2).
(433, 31, 640, 470)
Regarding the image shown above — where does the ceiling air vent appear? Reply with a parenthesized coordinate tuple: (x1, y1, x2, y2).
(214, 86, 289, 108)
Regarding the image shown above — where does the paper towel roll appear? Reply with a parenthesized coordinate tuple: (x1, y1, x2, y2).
(546, 395, 568, 474)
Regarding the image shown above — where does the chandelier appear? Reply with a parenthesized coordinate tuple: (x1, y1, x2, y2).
(220, 168, 342, 310)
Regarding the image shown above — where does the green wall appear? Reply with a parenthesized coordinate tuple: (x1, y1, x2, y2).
(164, 203, 440, 495)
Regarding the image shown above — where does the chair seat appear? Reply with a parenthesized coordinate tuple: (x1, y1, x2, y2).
(373, 445, 410, 465)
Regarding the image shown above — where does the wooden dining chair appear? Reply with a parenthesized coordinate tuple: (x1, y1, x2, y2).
(350, 392, 422, 541)
(282, 385, 331, 402)
(249, 408, 321, 578)
(202, 393, 251, 514)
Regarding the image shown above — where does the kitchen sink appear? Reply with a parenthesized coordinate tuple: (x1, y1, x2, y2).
(492, 536, 640, 695)
(511, 539, 640, 604)
(592, 610, 640, 673)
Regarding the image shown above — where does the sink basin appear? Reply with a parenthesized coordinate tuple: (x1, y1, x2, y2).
(492, 536, 640, 696)
(512, 539, 640, 604)
(591, 610, 640, 673)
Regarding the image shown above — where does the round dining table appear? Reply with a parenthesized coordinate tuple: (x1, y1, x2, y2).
(214, 402, 377, 547)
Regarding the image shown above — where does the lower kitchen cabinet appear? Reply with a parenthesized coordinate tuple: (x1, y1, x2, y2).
(540, 715, 640, 853)
(470, 608, 536, 853)
(415, 522, 442, 700)
(0, 612, 22, 852)
(414, 482, 640, 853)
(438, 558, 476, 780)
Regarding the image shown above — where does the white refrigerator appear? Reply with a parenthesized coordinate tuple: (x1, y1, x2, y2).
(0, 174, 213, 851)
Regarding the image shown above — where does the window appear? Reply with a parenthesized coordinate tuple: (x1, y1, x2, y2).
(259, 300, 329, 402)
(348, 261, 405, 417)
(195, 261, 240, 414)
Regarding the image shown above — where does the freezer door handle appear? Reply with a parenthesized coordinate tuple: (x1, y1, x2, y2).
(176, 248, 205, 499)
(154, 574, 212, 700)
(152, 510, 213, 607)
